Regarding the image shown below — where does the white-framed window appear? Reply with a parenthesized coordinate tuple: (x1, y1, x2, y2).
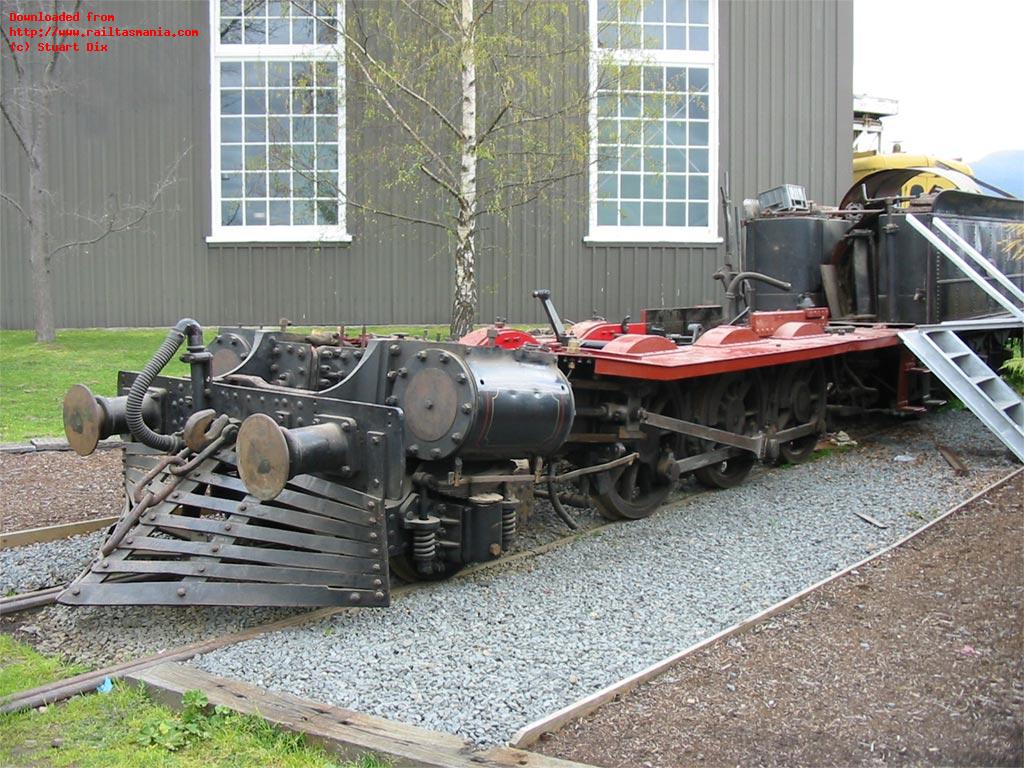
(208, 0, 349, 244)
(587, 0, 719, 244)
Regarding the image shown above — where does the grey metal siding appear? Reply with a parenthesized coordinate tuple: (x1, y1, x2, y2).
(1, 0, 853, 330)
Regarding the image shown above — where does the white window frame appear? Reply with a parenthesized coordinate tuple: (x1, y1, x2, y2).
(207, 1, 350, 244)
(586, 0, 720, 244)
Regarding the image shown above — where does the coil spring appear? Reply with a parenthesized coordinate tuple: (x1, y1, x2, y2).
(412, 528, 437, 564)
(501, 502, 517, 547)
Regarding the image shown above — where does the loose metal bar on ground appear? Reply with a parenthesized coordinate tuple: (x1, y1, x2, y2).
(0, 516, 118, 550)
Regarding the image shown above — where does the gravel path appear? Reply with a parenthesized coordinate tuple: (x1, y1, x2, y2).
(188, 410, 1018, 747)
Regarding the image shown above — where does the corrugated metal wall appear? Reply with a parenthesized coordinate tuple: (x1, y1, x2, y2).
(0, 0, 853, 330)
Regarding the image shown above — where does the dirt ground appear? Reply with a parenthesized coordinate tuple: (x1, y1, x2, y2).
(0, 450, 123, 531)
(537, 471, 1024, 768)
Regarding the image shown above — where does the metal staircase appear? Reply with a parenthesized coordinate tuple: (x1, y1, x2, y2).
(899, 323, 1023, 462)
(899, 215, 1024, 462)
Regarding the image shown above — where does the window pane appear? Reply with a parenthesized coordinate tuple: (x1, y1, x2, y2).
(220, 18, 242, 43)
(221, 173, 243, 198)
(245, 116, 266, 142)
(597, 147, 618, 173)
(292, 17, 314, 43)
(690, 0, 708, 24)
(267, 16, 289, 43)
(245, 172, 267, 197)
(598, 120, 618, 144)
(643, 122, 663, 146)
(269, 200, 290, 225)
(689, 121, 708, 146)
(221, 90, 242, 115)
(620, 201, 641, 225)
(597, 201, 618, 226)
(666, 67, 686, 92)
(317, 18, 338, 44)
(243, 18, 266, 43)
(317, 172, 337, 197)
(316, 144, 338, 169)
(689, 202, 708, 226)
(293, 172, 314, 197)
(221, 62, 242, 87)
(293, 116, 314, 141)
(246, 200, 267, 225)
(221, 0, 242, 15)
(621, 120, 641, 144)
(221, 145, 242, 170)
(222, 201, 243, 225)
(619, 23, 641, 48)
(269, 172, 290, 197)
(317, 200, 338, 225)
(294, 199, 315, 224)
(644, 148, 663, 172)
(666, 25, 686, 49)
(666, 147, 685, 172)
(666, 121, 685, 146)
(643, 175, 663, 199)
(268, 89, 289, 114)
(688, 174, 708, 200)
(268, 116, 289, 142)
(622, 146, 641, 171)
(244, 145, 266, 170)
(621, 94, 641, 118)
(643, 201, 663, 226)
(689, 25, 709, 50)
(642, 24, 663, 49)
(689, 148, 709, 172)
(597, 0, 617, 22)
(316, 89, 337, 114)
(597, 23, 617, 49)
(666, 0, 685, 23)
(621, 174, 641, 199)
(244, 89, 266, 114)
(221, 117, 242, 143)
(598, 173, 616, 199)
(666, 175, 685, 199)
(689, 67, 709, 93)
(666, 202, 686, 226)
(643, 0, 663, 22)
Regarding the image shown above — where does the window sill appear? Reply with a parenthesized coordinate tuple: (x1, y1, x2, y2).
(583, 234, 723, 246)
(205, 232, 353, 245)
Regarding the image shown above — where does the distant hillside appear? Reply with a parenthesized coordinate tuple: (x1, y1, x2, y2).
(970, 150, 1024, 198)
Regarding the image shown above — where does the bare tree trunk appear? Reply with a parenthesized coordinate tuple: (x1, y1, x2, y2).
(25, 61, 56, 343)
(28, 157, 56, 343)
(450, 0, 478, 340)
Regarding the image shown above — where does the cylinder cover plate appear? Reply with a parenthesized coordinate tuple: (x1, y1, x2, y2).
(403, 367, 460, 442)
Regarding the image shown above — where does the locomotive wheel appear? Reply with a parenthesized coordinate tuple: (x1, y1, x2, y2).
(591, 384, 685, 521)
(774, 362, 827, 465)
(692, 373, 761, 490)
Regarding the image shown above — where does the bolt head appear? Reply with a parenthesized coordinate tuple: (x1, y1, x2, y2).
(430, 448, 442, 459)
(177, 587, 186, 596)
(416, 351, 427, 360)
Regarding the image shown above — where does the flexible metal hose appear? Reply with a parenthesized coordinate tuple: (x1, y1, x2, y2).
(126, 318, 201, 452)
(724, 271, 793, 299)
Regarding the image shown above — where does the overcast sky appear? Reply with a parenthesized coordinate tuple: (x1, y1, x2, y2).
(853, 0, 1024, 163)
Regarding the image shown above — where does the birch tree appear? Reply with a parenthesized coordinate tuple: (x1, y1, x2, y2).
(298, 0, 598, 338)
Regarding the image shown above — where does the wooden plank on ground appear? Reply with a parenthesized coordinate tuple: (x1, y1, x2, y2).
(510, 465, 1024, 748)
(1, 516, 118, 549)
(128, 662, 594, 768)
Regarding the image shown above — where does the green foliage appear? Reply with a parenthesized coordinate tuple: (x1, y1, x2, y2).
(0, 635, 89, 699)
(1000, 338, 1024, 395)
(135, 690, 220, 751)
(0, 677, 387, 768)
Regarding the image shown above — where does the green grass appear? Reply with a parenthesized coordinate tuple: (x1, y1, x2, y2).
(0, 638, 387, 768)
(0, 326, 450, 442)
(0, 635, 89, 698)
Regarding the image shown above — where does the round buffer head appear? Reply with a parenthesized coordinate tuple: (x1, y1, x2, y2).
(237, 413, 291, 501)
(63, 384, 103, 456)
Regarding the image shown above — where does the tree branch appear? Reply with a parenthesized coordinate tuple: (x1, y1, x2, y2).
(346, 199, 450, 231)
(293, 0, 464, 140)
(0, 24, 24, 79)
(0, 190, 30, 224)
(0, 98, 33, 161)
(47, 145, 187, 259)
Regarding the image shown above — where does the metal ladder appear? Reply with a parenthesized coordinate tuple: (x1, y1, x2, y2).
(899, 322, 1023, 462)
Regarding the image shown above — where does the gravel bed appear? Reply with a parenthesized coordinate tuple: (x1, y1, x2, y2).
(189, 410, 1018, 746)
(1, 530, 106, 595)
